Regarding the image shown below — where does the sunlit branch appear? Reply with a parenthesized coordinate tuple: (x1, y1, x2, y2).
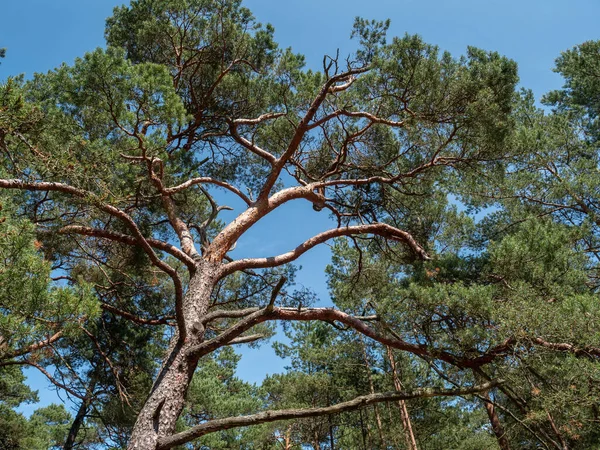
(157, 380, 504, 449)
(186, 306, 469, 369)
(194, 186, 234, 251)
(220, 223, 429, 276)
(228, 121, 278, 165)
(137, 152, 202, 261)
(0, 330, 63, 361)
(233, 112, 286, 126)
(205, 185, 319, 262)
(313, 156, 458, 189)
(307, 109, 406, 130)
(530, 337, 600, 358)
(201, 307, 261, 325)
(226, 334, 265, 345)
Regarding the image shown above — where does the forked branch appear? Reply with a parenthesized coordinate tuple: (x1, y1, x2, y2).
(164, 177, 253, 206)
(257, 66, 370, 200)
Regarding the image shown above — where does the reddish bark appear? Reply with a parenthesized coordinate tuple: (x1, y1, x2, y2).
(387, 346, 418, 450)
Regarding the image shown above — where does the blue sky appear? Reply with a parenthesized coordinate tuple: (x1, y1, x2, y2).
(2, 0, 599, 416)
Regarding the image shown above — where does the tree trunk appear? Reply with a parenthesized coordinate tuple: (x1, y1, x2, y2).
(64, 386, 94, 450)
(127, 262, 219, 450)
(284, 425, 293, 450)
(328, 414, 335, 450)
(313, 428, 322, 450)
(472, 368, 511, 450)
(481, 391, 511, 450)
(357, 408, 366, 450)
(386, 402, 403, 449)
(386, 346, 418, 450)
(359, 336, 387, 448)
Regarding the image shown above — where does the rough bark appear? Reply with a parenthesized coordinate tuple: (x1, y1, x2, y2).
(283, 425, 292, 450)
(127, 261, 219, 450)
(473, 368, 511, 450)
(328, 414, 335, 450)
(313, 429, 322, 450)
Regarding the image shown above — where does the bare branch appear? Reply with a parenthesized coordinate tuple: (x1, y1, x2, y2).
(0, 330, 63, 361)
(226, 334, 265, 345)
(188, 307, 470, 369)
(228, 120, 277, 165)
(313, 156, 451, 190)
(205, 185, 318, 262)
(157, 380, 504, 449)
(101, 303, 174, 327)
(201, 307, 260, 325)
(164, 177, 253, 206)
(327, 75, 357, 93)
(16, 360, 85, 400)
(194, 186, 234, 251)
(233, 112, 286, 126)
(140, 155, 202, 261)
(80, 326, 130, 405)
(530, 337, 600, 358)
(257, 66, 370, 200)
(54, 225, 196, 272)
(220, 223, 429, 276)
(307, 109, 406, 131)
(267, 276, 287, 310)
(160, 192, 202, 260)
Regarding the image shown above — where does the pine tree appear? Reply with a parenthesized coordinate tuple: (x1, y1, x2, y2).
(4, 2, 598, 449)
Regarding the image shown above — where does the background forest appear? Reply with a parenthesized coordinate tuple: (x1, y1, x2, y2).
(1, 1, 600, 449)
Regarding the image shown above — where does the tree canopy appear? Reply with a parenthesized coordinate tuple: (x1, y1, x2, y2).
(1, 1, 599, 449)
